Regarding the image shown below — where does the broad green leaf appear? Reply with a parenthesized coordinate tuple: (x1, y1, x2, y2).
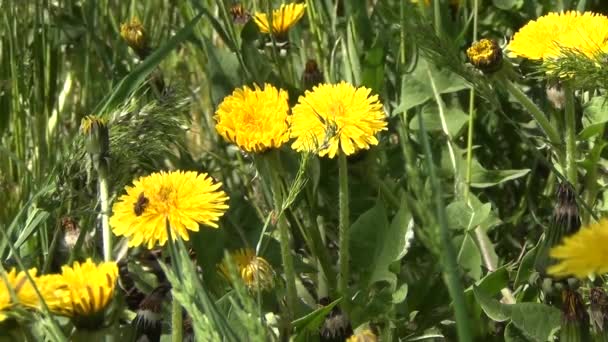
(447, 201, 491, 230)
(466, 266, 510, 297)
(579, 96, 608, 140)
(409, 104, 469, 137)
(350, 202, 399, 288)
(456, 234, 482, 280)
(514, 244, 538, 288)
(392, 283, 408, 304)
(470, 159, 530, 188)
(292, 297, 341, 342)
(493, 0, 523, 10)
(504, 322, 533, 342)
(12, 208, 49, 251)
(394, 59, 468, 114)
(473, 285, 512, 322)
(509, 303, 560, 342)
(392, 198, 414, 261)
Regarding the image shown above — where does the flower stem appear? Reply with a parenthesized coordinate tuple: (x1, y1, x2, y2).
(266, 152, 298, 323)
(98, 166, 112, 262)
(338, 152, 350, 310)
(564, 84, 577, 186)
(171, 294, 182, 342)
(498, 76, 561, 147)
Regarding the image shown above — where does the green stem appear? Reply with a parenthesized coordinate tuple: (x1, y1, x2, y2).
(338, 152, 350, 310)
(98, 168, 112, 262)
(171, 294, 182, 342)
(267, 152, 297, 323)
(418, 110, 472, 342)
(564, 84, 577, 186)
(498, 76, 561, 147)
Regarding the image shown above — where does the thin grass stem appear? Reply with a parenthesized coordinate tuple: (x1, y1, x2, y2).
(337, 152, 350, 311)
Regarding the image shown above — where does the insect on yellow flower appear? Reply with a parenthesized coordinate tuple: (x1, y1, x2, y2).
(214, 84, 290, 154)
(110, 170, 229, 249)
(253, 3, 306, 36)
(290, 81, 387, 158)
(548, 218, 608, 278)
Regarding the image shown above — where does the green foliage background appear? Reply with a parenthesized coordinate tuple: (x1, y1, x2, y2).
(3, 0, 608, 341)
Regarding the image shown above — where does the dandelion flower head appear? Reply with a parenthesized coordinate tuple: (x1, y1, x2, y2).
(253, 3, 306, 36)
(548, 218, 608, 278)
(290, 81, 387, 158)
(508, 11, 608, 60)
(110, 170, 229, 249)
(120, 17, 147, 51)
(219, 249, 275, 292)
(58, 259, 118, 318)
(214, 84, 290, 153)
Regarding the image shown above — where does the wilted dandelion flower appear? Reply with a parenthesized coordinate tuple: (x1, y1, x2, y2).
(110, 171, 229, 249)
(290, 81, 387, 158)
(508, 11, 608, 60)
(253, 3, 306, 36)
(120, 17, 148, 53)
(214, 84, 290, 153)
(548, 218, 608, 278)
(219, 249, 275, 291)
(467, 39, 503, 73)
(58, 259, 118, 320)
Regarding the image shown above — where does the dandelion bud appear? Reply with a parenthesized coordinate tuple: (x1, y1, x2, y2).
(120, 17, 150, 58)
(546, 81, 566, 110)
(81, 115, 109, 161)
(319, 297, 353, 342)
(535, 181, 580, 277)
(133, 283, 170, 342)
(302, 59, 324, 90)
(466, 38, 503, 74)
(346, 328, 378, 342)
(590, 287, 608, 339)
(230, 3, 251, 25)
(560, 289, 590, 342)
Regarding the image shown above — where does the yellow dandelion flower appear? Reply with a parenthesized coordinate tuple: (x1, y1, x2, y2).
(58, 259, 118, 318)
(110, 170, 229, 249)
(548, 218, 608, 278)
(219, 249, 275, 291)
(346, 329, 378, 342)
(508, 11, 608, 60)
(214, 84, 290, 153)
(120, 17, 147, 52)
(253, 3, 306, 36)
(290, 81, 387, 158)
(467, 39, 503, 73)
(0, 268, 69, 320)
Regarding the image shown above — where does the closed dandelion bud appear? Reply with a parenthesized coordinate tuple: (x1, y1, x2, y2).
(133, 283, 170, 342)
(346, 328, 378, 342)
(120, 17, 150, 59)
(81, 115, 109, 159)
(546, 81, 566, 110)
(302, 59, 324, 90)
(466, 38, 503, 74)
(319, 297, 353, 342)
(560, 289, 591, 342)
(590, 287, 608, 341)
(535, 181, 580, 277)
(230, 3, 250, 25)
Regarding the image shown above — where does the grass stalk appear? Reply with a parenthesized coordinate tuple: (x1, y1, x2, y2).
(171, 295, 183, 342)
(99, 167, 112, 262)
(337, 152, 350, 311)
(266, 152, 298, 324)
(417, 105, 472, 342)
(564, 84, 577, 186)
(498, 75, 561, 147)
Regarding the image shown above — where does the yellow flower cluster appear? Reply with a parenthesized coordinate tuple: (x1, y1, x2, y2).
(0, 259, 117, 322)
(214, 81, 387, 159)
(508, 11, 608, 60)
(219, 248, 275, 292)
(253, 3, 306, 36)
